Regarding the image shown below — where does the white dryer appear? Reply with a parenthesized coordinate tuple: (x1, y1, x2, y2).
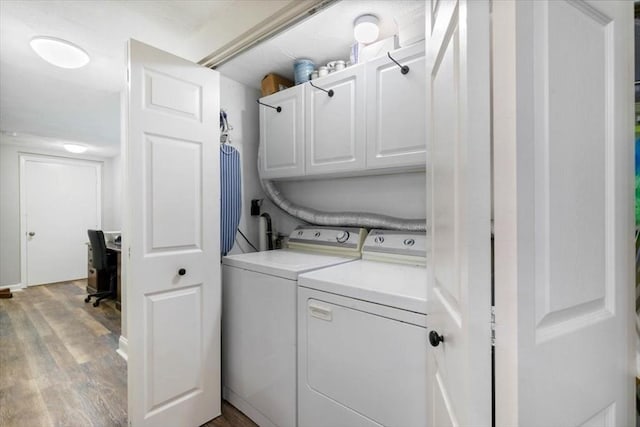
(297, 229, 428, 427)
(222, 227, 367, 427)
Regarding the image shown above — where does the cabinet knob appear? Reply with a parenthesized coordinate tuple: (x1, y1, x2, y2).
(178, 268, 186, 276)
(28, 231, 35, 237)
(429, 330, 444, 347)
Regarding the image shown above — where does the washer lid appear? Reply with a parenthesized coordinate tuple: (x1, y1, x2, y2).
(222, 249, 358, 280)
(298, 260, 427, 314)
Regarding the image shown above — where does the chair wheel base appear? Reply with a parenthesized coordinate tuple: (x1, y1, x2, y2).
(84, 296, 91, 303)
(93, 301, 99, 307)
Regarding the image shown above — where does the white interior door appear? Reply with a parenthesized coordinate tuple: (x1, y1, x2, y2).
(21, 156, 101, 286)
(425, 0, 492, 426)
(493, 1, 634, 425)
(126, 39, 220, 426)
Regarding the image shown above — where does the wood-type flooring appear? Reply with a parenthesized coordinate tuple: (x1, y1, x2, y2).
(0, 280, 256, 427)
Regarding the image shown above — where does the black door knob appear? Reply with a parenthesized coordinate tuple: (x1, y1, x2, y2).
(429, 330, 444, 347)
(178, 268, 186, 276)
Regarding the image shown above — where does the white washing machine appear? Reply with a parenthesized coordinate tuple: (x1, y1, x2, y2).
(222, 226, 367, 427)
(297, 229, 428, 427)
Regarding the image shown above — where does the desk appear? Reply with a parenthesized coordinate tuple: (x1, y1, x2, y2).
(87, 243, 122, 310)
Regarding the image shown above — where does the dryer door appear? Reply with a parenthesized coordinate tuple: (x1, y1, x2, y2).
(298, 286, 427, 427)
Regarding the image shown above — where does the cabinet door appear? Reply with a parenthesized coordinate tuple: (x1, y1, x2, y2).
(259, 85, 304, 179)
(366, 42, 426, 170)
(305, 64, 366, 176)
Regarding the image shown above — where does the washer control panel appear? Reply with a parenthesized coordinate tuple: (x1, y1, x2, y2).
(363, 230, 427, 264)
(288, 227, 367, 252)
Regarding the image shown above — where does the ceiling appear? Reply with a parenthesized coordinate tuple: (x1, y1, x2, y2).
(217, 0, 425, 89)
(0, 0, 424, 157)
(0, 0, 293, 156)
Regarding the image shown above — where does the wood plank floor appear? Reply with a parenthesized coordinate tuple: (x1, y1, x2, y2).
(0, 280, 256, 427)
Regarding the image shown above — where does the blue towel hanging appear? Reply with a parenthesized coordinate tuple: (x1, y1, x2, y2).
(220, 144, 242, 256)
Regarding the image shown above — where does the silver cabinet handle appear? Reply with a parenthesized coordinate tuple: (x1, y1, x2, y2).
(28, 232, 35, 237)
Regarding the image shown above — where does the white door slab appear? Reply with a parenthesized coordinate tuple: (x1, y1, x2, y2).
(425, 0, 492, 425)
(21, 155, 101, 286)
(126, 39, 220, 427)
(493, 1, 634, 425)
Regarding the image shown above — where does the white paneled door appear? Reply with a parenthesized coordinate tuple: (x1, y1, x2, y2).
(21, 156, 101, 286)
(126, 39, 220, 426)
(426, 0, 492, 426)
(493, 1, 634, 425)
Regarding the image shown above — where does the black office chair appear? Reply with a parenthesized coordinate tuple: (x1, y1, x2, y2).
(85, 229, 116, 307)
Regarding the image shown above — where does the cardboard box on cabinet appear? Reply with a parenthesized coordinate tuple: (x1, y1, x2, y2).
(261, 73, 294, 96)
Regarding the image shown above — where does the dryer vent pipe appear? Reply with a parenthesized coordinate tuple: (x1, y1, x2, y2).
(260, 179, 427, 232)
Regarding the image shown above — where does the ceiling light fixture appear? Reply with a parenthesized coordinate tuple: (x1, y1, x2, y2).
(30, 36, 90, 69)
(64, 143, 88, 154)
(353, 14, 379, 44)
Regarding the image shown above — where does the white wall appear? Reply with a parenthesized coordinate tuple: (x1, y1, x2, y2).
(0, 139, 120, 286)
(219, 75, 426, 254)
(103, 154, 122, 230)
(219, 75, 268, 254)
(275, 172, 427, 234)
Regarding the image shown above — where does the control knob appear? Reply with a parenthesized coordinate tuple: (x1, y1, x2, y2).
(336, 231, 350, 244)
(374, 235, 384, 244)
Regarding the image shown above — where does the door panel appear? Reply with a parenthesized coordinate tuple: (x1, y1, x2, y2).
(366, 42, 426, 170)
(145, 134, 202, 251)
(305, 64, 366, 175)
(127, 39, 220, 427)
(493, 0, 633, 425)
(426, 1, 492, 426)
(259, 86, 305, 179)
(535, 0, 613, 341)
(146, 286, 202, 411)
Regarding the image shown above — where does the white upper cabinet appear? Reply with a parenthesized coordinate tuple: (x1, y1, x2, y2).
(305, 64, 366, 176)
(258, 85, 305, 179)
(366, 42, 426, 170)
(258, 43, 427, 180)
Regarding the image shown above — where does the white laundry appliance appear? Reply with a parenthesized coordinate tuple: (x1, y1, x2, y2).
(297, 229, 428, 427)
(222, 226, 367, 427)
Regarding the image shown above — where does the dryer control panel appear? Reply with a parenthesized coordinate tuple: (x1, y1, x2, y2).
(287, 227, 367, 255)
(362, 230, 428, 265)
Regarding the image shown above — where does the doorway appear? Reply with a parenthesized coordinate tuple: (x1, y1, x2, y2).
(20, 154, 101, 286)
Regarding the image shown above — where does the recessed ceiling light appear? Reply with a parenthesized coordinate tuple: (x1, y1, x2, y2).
(30, 36, 90, 69)
(354, 14, 380, 44)
(64, 143, 88, 154)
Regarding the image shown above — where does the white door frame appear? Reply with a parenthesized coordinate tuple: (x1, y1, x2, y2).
(19, 153, 102, 287)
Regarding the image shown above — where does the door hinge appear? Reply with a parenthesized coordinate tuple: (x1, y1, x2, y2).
(128, 247, 131, 259)
(490, 305, 496, 347)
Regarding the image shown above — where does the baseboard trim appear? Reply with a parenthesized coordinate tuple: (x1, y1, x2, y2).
(0, 283, 25, 291)
(223, 387, 276, 427)
(117, 336, 128, 362)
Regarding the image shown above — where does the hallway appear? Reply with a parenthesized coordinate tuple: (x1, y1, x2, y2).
(0, 281, 126, 426)
(0, 280, 256, 427)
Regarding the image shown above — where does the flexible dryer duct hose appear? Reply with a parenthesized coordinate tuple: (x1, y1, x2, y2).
(260, 178, 427, 232)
